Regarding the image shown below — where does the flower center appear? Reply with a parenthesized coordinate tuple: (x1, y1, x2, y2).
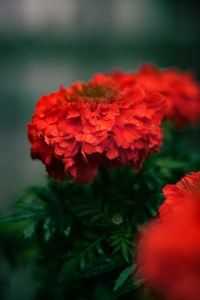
(80, 84, 107, 98)
(78, 83, 119, 103)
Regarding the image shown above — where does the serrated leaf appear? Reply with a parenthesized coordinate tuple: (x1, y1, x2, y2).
(113, 265, 135, 291)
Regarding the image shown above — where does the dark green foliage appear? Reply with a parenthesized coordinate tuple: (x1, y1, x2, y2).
(113, 265, 135, 291)
(0, 127, 200, 299)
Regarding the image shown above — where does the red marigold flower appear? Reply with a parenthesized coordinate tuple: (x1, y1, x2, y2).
(28, 74, 165, 184)
(159, 171, 200, 218)
(137, 172, 200, 300)
(111, 65, 200, 127)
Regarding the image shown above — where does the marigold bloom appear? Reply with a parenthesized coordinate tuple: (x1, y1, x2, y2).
(111, 65, 200, 127)
(159, 171, 200, 218)
(137, 172, 200, 300)
(28, 74, 165, 184)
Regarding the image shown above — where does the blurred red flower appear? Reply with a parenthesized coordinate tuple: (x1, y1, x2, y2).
(137, 172, 200, 300)
(28, 73, 165, 184)
(111, 65, 200, 127)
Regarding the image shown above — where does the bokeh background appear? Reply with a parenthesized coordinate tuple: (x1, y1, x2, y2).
(0, 0, 200, 299)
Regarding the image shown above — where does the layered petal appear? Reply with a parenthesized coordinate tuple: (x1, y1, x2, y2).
(28, 73, 165, 183)
(129, 64, 200, 127)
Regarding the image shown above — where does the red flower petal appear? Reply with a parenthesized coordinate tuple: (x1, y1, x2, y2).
(28, 72, 165, 183)
(130, 64, 200, 127)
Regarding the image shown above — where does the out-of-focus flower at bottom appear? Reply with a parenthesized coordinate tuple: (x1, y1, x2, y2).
(137, 172, 200, 300)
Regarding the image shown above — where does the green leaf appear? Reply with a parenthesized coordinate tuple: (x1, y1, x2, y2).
(43, 217, 52, 242)
(76, 255, 125, 279)
(113, 277, 142, 298)
(23, 219, 36, 239)
(0, 212, 37, 223)
(59, 257, 79, 285)
(121, 242, 131, 263)
(63, 226, 71, 238)
(16, 203, 44, 211)
(113, 265, 135, 291)
(90, 214, 103, 223)
(110, 230, 133, 262)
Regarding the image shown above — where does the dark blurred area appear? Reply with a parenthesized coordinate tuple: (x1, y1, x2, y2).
(0, 0, 200, 299)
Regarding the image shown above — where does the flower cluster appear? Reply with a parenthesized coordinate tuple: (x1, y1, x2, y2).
(111, 65, 200, 127)
(28, 74, 165, 184)
(137, 172, 200, 300)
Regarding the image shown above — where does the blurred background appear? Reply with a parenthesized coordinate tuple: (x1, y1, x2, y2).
(0, 0, 200, 299)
